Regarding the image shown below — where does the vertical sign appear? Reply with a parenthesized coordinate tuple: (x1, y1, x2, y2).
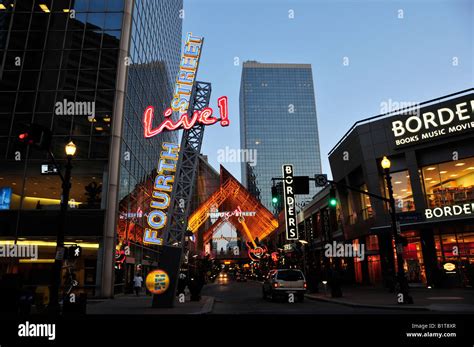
(282, 164, 298, 240)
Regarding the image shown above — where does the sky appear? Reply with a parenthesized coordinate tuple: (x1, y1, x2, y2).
(182, 0, 473, 181)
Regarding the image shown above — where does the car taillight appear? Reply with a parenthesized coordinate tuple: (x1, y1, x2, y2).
(273, 282, 279, 288)
(304, 282, 307, 289)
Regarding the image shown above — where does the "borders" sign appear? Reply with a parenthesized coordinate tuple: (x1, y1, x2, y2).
(282, 164, 298, 240)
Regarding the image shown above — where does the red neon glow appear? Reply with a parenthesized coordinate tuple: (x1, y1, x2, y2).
(143, 96, 229, 138)
(218, 96, 229, 126)
(19, 133, 27, 140)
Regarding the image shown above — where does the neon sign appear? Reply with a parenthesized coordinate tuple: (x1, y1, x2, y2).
(143, 32, 230, 139)
(143, 142, 180, 245)
(171, 32, 203, 114)
(248, 245, 267, 262)
(208, 205, 256, 220)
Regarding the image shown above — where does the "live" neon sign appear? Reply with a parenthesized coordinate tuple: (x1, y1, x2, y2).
(143, 32, 230, 139)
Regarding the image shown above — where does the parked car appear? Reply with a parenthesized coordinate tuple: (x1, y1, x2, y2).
(262, 269, 306, 302)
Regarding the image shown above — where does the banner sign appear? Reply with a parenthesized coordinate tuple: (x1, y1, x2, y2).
(282, 164, 298, 240)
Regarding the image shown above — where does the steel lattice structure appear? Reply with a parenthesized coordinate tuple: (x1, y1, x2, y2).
(161, 81, 212, 247)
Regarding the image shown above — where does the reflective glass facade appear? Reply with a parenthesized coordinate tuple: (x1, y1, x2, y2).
(0, 0, 183, 295)
(240, 62, 322, 212)
(0, 0, 124, 215)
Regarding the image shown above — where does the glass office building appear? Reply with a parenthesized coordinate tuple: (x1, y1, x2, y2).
(0, 0, 183, 297)
(240, 61, 322, 212)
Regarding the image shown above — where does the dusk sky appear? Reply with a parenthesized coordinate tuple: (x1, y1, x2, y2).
(182, 0, 473, 180)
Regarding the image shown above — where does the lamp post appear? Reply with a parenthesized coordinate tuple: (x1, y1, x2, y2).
(381, 156, 413, 304)
(49, 141, 76, 312)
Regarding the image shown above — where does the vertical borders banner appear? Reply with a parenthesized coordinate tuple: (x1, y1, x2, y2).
(282, 164, 298, 240)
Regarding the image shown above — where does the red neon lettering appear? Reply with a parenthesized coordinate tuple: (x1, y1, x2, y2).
(143, 96, 230, 138)
(218, 96, 229, 127)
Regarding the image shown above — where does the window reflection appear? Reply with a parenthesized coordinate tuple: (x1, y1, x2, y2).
(384, 170, 414, 212)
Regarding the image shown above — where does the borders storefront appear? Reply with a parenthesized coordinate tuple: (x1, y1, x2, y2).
(329, 89, 474, 288)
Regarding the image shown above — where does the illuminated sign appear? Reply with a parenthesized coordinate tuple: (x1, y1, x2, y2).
(425, 203, 474, 220)
(443, 262, 456, 272)
(143, 32, 230, 139)
(391, 97, 474, 147)
(146, 269, 170, 295)
(143, 96, 229, 138)
(208, 206, 256, 220)
(171, 32, 203, 114)
(143, 142, 180, 245)
(271, 252, 279, 263)
(0, 187, 12, 210)
(282, 164, 298, 240)
(248, 245, 267, 262)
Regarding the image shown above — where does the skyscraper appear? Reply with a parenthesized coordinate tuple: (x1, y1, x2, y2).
(0, 0, 183, 297)
(240, 61, 322, 212)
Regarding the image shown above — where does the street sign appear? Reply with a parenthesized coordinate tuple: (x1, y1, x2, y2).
(282, 164, 298, 240)
(41, 163, 60, 175)
(315, 174, 328, 187)
(294, 176, 309, 194)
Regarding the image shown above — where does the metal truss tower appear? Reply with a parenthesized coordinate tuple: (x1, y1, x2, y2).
(153, 81, 211, 307)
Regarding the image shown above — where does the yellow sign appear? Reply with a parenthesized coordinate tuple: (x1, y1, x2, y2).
(443, 263, 456, 272)
(146, 269, 170, 295)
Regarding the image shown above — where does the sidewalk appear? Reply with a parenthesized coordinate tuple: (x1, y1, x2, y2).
(305, 286, 474, 312)
(86, 293, 214, 315)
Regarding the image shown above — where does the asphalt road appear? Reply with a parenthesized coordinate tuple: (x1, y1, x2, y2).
(202, 278, 414, 314)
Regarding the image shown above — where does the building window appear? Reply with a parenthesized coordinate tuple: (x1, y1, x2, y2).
(359, 184, 373, 220)
(384, 170, 415, 212)
(422, 156, 474, 208)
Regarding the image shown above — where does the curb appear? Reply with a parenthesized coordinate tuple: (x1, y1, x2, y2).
(305, 294, 431, 311)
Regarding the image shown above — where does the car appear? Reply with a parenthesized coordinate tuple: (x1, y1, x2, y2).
(236, 273, 247, 282)
(262, 269, 306, 302)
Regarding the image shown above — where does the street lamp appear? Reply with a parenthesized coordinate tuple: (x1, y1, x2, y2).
(49, 140, 77, 312)
(381, 156, 413, 304)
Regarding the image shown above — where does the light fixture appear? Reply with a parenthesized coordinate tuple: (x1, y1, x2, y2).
(426, 167, 436, 171)
(440, 171, 448, 174)
(455, 163, 465, 167)
(65, 141, 77, 156)
(425, 177, 432, 181)
(103, 116, 111, 122)
(401, 189, 407, 192)
(39, 4, 50, 12)
(466, 167, 474, 170)
(0, 4, 6, 10)
(63, 9, 70, 13)
(95, 127, 104, 131)
(450, 174, 458, 177)
(381, 156, 391, 170)
(394, 181, 402, 184)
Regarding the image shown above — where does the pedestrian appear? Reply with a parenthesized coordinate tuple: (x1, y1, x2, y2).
(133, 273, 143, 296)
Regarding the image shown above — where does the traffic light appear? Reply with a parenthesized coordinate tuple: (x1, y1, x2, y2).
(17, 123, 52, 150)
(329, 187, 337, 208)
(271, 185, 279, 204)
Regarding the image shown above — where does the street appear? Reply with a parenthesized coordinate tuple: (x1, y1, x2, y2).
(202, 278, 417, 314)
